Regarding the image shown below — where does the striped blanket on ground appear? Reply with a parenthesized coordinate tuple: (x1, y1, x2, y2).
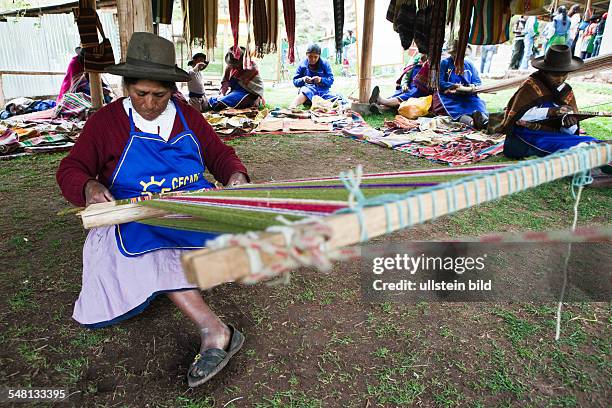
(341, 116, 505, 166)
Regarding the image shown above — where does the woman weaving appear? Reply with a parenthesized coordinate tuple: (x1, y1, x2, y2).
(56, 33, 249, 387)
(500, 45, 611, 185)
(289, 43, 344, 109)
(432, 41, 489, 130)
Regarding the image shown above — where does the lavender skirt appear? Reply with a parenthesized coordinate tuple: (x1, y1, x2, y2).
(73, 226, 197, 328)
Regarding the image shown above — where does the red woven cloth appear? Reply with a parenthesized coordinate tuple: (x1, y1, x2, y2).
(282, 0, 296, 63)
(229, 0, 241, 58)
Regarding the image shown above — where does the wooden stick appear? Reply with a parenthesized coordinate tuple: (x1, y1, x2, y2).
(80, 201, 170, 229)
(181, 144, 611, 290)
(477, 53, 612, 94)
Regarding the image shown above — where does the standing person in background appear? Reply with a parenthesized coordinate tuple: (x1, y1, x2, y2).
(568, 4, 582, 53)
(547, 6, 571, 49)
(541, 13, 556, 52)
(186, 53, 209, 112)
(520, 16, 540, 69)
(509, 16, 527, 70)
(580, 16, 600, 59)
(592, 13, 607, 57)
(480, 44, 497, 75)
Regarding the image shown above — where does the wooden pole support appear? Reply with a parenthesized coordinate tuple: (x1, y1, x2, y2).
(358, 0, 375, 103)
(181, 144, 612, 290)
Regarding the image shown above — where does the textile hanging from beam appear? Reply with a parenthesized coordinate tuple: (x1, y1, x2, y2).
(181, 0, 218, 48)
(453, 0, 474, 74)
(282, 0, 296, 63)
(427, 0, 447, 91)
(468, 0, 512, 45)
(152, 0, 173, 24)
(333, 0, 344, 63)
(253, 0, 268, 57)
(265, 0, 278, 53)
(243, 0, 254, 68)
(229, 0, 241, 56)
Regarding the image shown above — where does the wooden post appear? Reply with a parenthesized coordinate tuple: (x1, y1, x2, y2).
(0, 73, 4, 107)
(116, 0, 154, 61)
(358, 0, 375, 103)
(81, 0, 104, 110)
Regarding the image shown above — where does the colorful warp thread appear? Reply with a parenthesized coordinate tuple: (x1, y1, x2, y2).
(253, 0, 268, 57)
(229, 0, 241, 57)
(427, 0, 447, 91)
(282, 0, 296, 63)
(265, 0, 278, 52)
(333, 0, 344, 63)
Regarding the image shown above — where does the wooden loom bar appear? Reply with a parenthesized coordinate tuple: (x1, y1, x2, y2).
(181, 144, 611, 290)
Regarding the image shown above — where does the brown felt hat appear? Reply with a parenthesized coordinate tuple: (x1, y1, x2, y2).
(106, 32, 190, 82)
(531, 45, 584, 72)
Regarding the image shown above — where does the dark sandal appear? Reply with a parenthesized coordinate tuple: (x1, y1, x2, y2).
(369, 86, 380, 104)
(187, 324, 245, 388)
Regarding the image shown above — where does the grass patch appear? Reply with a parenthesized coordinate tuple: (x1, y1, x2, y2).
(256, 390, 321, 408)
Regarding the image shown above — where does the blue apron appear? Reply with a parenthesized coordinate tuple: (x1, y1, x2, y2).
(109, 99, 219, 257)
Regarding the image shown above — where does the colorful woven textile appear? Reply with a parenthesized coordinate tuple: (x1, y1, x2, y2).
(181, 0, 218, 48)
(229, 0, 241, 54)
(341, 116, 505, 166)
(468, 0, 512, 45)
(333, 0, 344, 63)
(427, 0, 447, 91)
(265, 0, 278, 52)
(453, 0, 473, 74)
(55, 92, 92, 121)
(152, 0, 173, 24)
(243, 0, 253, 68)
(282, 0, 296, 63)
(253, 0, 268, 57)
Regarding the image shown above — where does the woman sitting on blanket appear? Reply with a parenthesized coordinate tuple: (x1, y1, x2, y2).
(208, 46, 264, 111)
(433, 41, 488, 130)
(369, 54, 429, 113)
(56, 33, 250, 387)
(500, 45, 611, 186)
(289, 43, 344, 109)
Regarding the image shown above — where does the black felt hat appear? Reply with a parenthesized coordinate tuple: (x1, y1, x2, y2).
(531, 44, 584, 72)
(106, 32, 190, 82)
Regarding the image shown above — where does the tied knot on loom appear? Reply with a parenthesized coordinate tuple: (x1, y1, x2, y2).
(206, 217, 357, 285)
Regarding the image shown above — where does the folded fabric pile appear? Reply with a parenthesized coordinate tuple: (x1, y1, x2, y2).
(0, 97, 57, 120)
(0, 120, 84, 157)
(204, 107, 267, 137)
(254, 109, 363, 134)
(340, 115, 505, 166)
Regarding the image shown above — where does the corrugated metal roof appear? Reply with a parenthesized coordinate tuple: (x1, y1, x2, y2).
(0, 12, 120, 100)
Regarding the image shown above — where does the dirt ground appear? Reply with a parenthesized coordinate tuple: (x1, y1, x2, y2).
(1, 133, 610, 407)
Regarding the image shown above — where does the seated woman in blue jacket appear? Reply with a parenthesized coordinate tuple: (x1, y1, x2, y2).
(289, 44, 343, 109)
(432, 41, 488, 130)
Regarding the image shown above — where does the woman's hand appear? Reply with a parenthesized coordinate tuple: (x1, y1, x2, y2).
(84, 180, 114, 206)
(226, 172, 248, 187)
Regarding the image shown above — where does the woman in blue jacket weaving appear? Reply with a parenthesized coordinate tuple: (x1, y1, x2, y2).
(289, 44, 344, 109)
(432, 41, 489, 130)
